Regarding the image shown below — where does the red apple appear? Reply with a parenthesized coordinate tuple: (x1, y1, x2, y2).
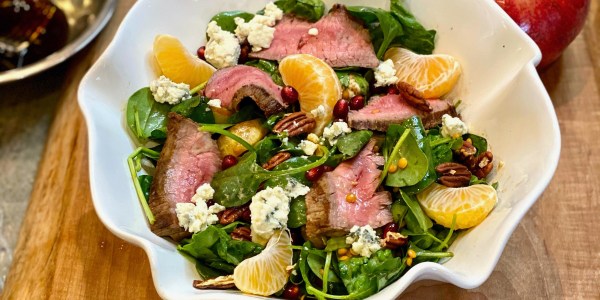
(495, 0, 590, 69)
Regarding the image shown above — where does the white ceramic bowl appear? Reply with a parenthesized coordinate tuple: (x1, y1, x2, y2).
(78, 0, 560, 299)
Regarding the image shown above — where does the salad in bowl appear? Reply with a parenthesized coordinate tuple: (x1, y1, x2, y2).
(124, 0, 501, 298)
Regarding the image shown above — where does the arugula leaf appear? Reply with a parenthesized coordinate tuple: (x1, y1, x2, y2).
(336, 130, 373, 159)
(211, 148, 329, 207)
(346, 6, 403, 59)
(275, 0, 325, 22)
(179, 226, 263, 278)
(245, 60, 284, 86)
(126, 87, 171, 142)
(171, 96, 215, 124)
(210, 11, 254, 33)
(389, 0, 436, 54)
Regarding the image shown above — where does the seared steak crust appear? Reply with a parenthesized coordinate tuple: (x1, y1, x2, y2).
(205, 65, 287, 116)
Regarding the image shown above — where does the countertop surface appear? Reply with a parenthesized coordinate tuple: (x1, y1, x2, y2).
(1, 0, 599, 299)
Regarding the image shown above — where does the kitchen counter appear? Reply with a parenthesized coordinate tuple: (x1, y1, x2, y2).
(1, 0, 598, 298)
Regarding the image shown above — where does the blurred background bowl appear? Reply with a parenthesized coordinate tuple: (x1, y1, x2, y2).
(0, 0, 116, 84)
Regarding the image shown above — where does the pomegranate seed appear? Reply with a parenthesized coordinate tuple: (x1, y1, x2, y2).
(349, 95, 365, 110)
(282, 283, 302, 300)
(332, 99, 349, 120)
(305, 166, 324, 182)
(222, 155, 238, 169)
(323, 165, 334, 172)
(196, 46, 206, 60)
(381, 222, 399, 238)
(239, 43, 250, 64)
(387, 85, 400, 95)
(281, 86, 299, 104)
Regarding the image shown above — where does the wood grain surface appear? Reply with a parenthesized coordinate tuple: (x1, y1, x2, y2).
(2, 1, 599, 299)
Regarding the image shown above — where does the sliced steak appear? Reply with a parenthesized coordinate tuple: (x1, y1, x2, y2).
(149, 113, 222, 241)
(305, 139, 392, 247)
(204, 65, 287, 116)
(348, 94, 457, 131)
(250, 5, 379, 68)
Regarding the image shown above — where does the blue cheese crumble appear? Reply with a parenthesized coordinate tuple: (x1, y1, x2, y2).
(207, 99, 222, 108)
(323, 121, 351, 145)
(175, 201, 225, 233)
(190, 183, 215, 203)
(250, 187, 290, 244)
(249, 180, 308, 244)
(374, 59, 398, 87)
(205, 21, 241, 69)
(149, 75, 190, 105)
(441, 114, 468, 138)
(234, 2, 283, 52)
(345, 225, 381, 257)
(299, 140, 318, 156)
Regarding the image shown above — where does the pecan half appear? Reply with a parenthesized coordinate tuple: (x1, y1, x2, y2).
(273, 112, 316, 137)
(262, 151, 292, 170)
(193, 275, 235, 290)
(455, 140, 477, 160)
(435, 162, 471, 187)
(231, 226, 252, 241)
(397, 81, 432, 112)
(382, 231, 408, 249)
(468, 151, 494, 179)
(218, 204, 251, 225)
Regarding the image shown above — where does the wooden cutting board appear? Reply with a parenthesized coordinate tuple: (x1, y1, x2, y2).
(2, 0, 599, 299)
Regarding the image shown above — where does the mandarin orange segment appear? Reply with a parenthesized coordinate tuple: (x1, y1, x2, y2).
(416, 183, 497, 229)
(233, 230, 293, 296)
(153, 34, 215, 88)
(384, 47, 461, 99)
(279, 54, 342, 134)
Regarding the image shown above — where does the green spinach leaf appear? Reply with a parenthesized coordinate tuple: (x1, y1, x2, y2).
(336, 130, 373, 159)
(384, 129, 428, 187)
(400, 117, 437, 194)
(210, 11, 254, 33)
(465, 133, 488, 156)
(138, 175, 153, 201)
(346, 6, 403, 58)
(389, 0, 436, 54)
(126, 87, 171, 142)
(211, 149, 328, 207)
(178, 226, 263, 278)
(226, 101, 263, 124)
(288, 197, 307, 228)
(307, 252, 341, 283)
(245, 60, 284, 86)
(275, 0, 325, 22)
(171, 95, 215, 124)
(338, 249, 406, 298)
